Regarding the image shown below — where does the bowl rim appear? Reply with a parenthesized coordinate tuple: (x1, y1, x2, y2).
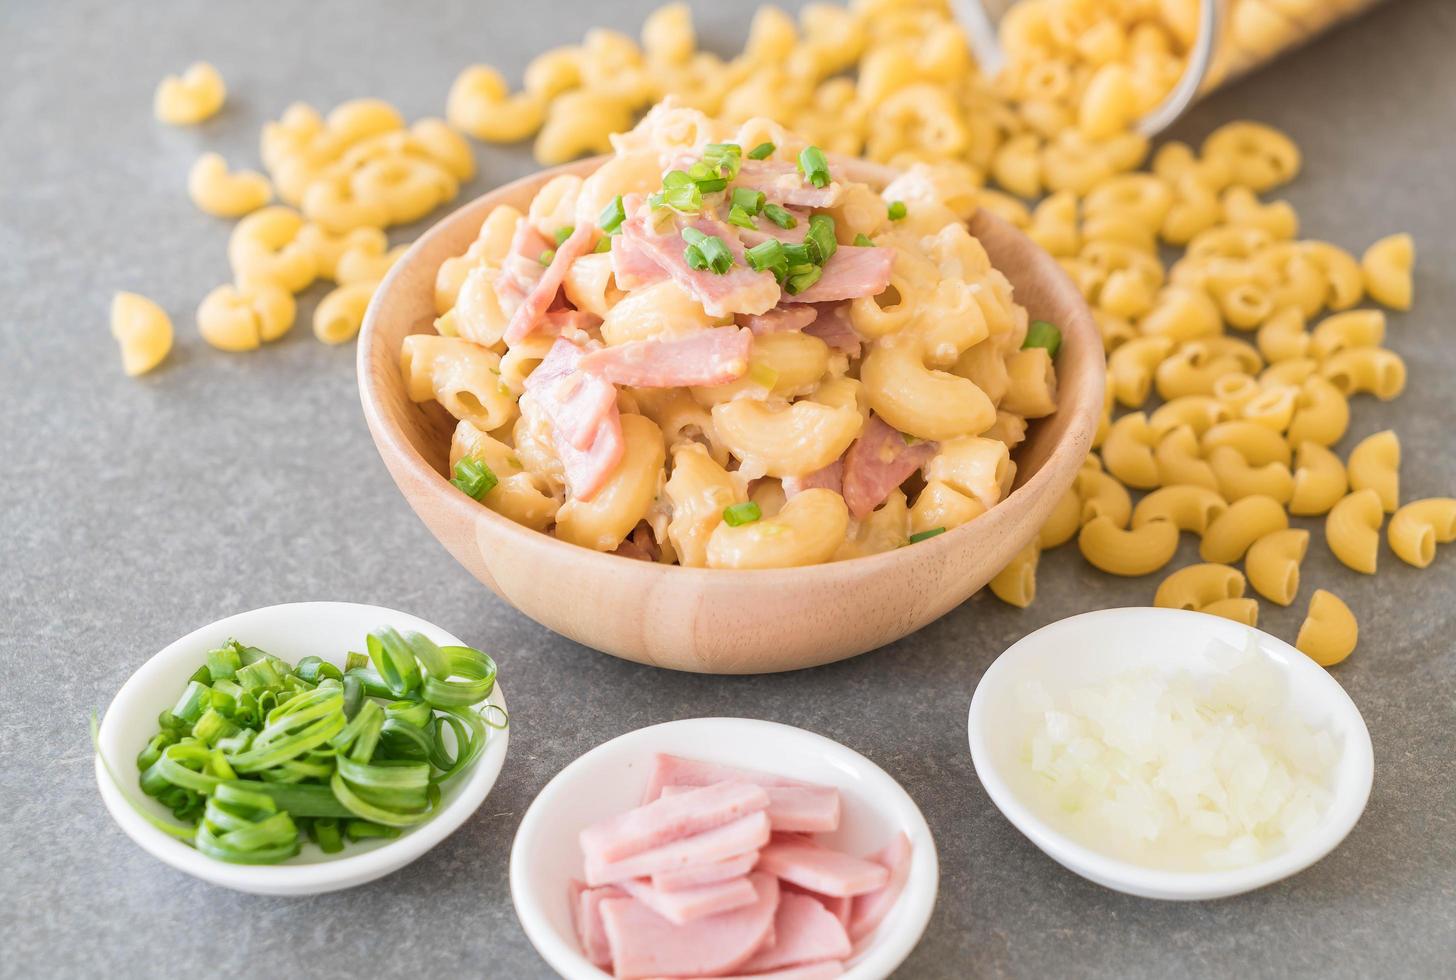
(508, 716, 940, 979)
(94, 600, 510, 896)
(966, 606, 1375, 901)
(357, 156, 1105, 583)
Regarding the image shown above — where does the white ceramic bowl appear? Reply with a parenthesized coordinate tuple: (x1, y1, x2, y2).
(510, 718, 939, 979)
(967, 607, 1373, 901)
(94, 601, 510, 896)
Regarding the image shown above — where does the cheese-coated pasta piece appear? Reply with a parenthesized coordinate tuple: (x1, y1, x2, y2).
(707, 488, 849, 569)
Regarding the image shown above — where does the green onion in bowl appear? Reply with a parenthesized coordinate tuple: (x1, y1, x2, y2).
(99, 628, 507, 866)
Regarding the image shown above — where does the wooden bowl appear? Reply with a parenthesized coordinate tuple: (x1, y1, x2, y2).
(359, 158, 1104, 674)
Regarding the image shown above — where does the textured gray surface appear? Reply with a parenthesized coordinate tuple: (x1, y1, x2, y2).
(2, 1, 1454, 977)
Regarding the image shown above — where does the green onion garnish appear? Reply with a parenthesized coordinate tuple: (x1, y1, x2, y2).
(703, 142, 742, 179)
(593, 236, 613, 254)
(723, 501, 762, 526)
(684, 243, 709, 271)
(853, 233, 874, 247)
(655, 171, 703, 213)
(747, 141, 776, 160)
(763, 203, 797, 229)
(539, 248, 555, 266)
(731, 186, 766, 214)
(553, 225, 574, 246)
(727, 205, 757, 230)
(909, 527, 946, 543)
(451, 458, 497, 499)
(797, 146, 831, 189)
(785, 266, 823, 295)
(805, 213, 838, 265)
(96, 629, 508, 864)
(597, 195, 626, 233)
(887, 200, 907, 221)
(782, 243, 811, 267)
(745, 239, 785, 275)
(688, 160, 728, 193)
(1023, 320, 1063, 358)
(697, 236, 734, 274)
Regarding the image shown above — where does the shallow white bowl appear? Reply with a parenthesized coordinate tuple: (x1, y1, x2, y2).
(967, 607, 1373, 901)
(510, 718, 939, 979)
(95, 601, 510, 896)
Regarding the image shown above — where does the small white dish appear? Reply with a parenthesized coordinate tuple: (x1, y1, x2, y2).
(510, 717, 939, 979)
(968, 607, 1373, 901)
(95, 601, 510, 896)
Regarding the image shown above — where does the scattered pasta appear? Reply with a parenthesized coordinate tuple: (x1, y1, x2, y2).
(1296, 589, 1358, 667)
(154, 62, 226, 125)
(110, 292, 174, 376)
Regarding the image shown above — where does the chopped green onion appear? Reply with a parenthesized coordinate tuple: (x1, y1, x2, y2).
(451, 458, 497, 499)
(747, 141, 776, 160)
(698, 237, 734, 274)
(805, 213, 838, 265)
(96, 626, 510, 865)
(785, 265, 823, 295)
(688, 160, 728, 193)
(853, 233, 874, 247)
(763, 203, 797, 229)
(597, 195, 626, 233)
(745, 239, 785, 275)
(593, 236, 613, 254)
(538, 248, 555, 266)
(682, 227, 707, 245)
(664, 170, 693, 188)
(553, 225, 574, 246)
(703, 142, 742, 179)
(909, 527, 946, 543)
(727, 205, 757, 230)
(782, 243, 811, 267)
(731, 186, 766, 214)
(684, 243, 708, 271)
(1023, 320, 1063, 358)
(887, 200, 907, 221)
(797, 146, 831, 188)
(723, 501, 762, 526)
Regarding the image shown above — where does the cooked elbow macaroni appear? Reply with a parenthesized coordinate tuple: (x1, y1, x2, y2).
(406, 110, 1056, 563)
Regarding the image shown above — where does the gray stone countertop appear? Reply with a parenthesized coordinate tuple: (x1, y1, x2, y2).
(1, 0, 1452, 976)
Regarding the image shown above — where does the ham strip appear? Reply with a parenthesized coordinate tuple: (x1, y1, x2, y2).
(755, 840, 890, 898)
(580, 327, 753, 387)
(717, 964, 845, 980)
(802, 302, 862, 356)
(524, 339, 617, 452)
(497, 219, 552, 315)
(599, 872, 780, 979)
(783, 882, 852, 932)
(737, 304, 818, 336)
(612, 231, 670, 290)
(586, 811, 772, 887)
(737, 208, 812, 249)
(735, 160, 845, 209)
(651, 851, 760, 892)
(660, 784, 840, 835)
(580, 781, 771, 865)
(848, 832, 913, 942)
(789, 246, 894, 305)
(736, 892, 852, 973)
(621, 208, 781, 317)
(619, 875, 759, 926)
(841, 414, 938, 520)
(504, 222, 597, 343)
(782, 460, 843, 500)
(571, 882, 625, 968)
(642, 755, 822, 804)
(542, 308, 603, 339)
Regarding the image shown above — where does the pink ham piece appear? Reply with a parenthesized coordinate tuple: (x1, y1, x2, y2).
(497, 219, 552, 315)
(586, 811, 772, 887)
(580, 327, 753, 388)
(756, 840, 890, 898)
(789, 246, 894, 305)
(525, 340, 618, 452)
(570, 881, 625, 968)
(737, 208, 812, 249)
(651, 851, 760, 892)
(848, 831, 913, 942)
(841, 414, 938, 520)
(735, 160, 845, 209)
(783, 882, 851, 932)
(611, 231, 670, 290)
(736, 892, 852, 974)
(660, 784, 840, 836)
(620, 208, 781, 317)
(715, 964, 845, 980)
(736, 304, 818, 335)
(542, 308, 603, 338)
(600, 872, 781, 979)
(580, 781, 771, 865)
(553, 411, 624, 503)
(782, 460, 842, 500)
(802, 302, 861, 356)
(619, 875, 760, 926)
(642, 755, 820, 804)
(504, 222, 598, 343)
